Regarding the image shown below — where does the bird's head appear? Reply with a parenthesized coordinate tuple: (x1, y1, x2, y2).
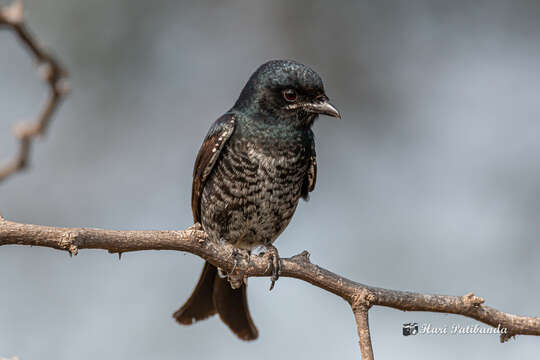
(233, 60, 340, 127)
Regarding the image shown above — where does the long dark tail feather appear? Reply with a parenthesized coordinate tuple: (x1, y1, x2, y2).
(173, 262, 259, 341)
(173, 262, 217, 324)
(213, 274, 259, 341)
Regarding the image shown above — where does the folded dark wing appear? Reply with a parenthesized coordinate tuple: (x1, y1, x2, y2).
(302, 130, 317, 200)
(191, 113, 236, 222)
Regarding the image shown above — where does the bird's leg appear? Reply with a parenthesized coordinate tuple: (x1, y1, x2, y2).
(227, 247, 250, 289)
(262, 244, 281, 291)
(230, 247, 239, 274)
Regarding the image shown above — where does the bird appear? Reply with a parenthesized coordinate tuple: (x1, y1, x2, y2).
(173, 59, 340, 341)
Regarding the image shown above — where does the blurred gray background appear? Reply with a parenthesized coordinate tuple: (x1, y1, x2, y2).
(1, 0, 540, 359)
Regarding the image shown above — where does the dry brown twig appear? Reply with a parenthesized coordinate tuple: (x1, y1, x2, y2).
(1, 217, 539, 358)
(0, 0, 69, 183)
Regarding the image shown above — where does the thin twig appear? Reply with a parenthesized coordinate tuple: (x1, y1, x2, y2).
(351, 290, 375, 359)
(1, 217, 539, 358)
(0, 0, 69, 183)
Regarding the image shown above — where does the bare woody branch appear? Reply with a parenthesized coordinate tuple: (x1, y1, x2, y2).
(0, 0, 69, 183)
(1, 216, 538, 357)
(351, 290, 375, 360)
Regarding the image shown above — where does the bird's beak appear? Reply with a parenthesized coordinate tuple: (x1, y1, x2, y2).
(306, 99, 341, 119)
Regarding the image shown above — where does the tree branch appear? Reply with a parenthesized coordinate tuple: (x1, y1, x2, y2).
(0, 0, 69, 183)
(0, 216, 539, 357)
(351, 289, 375, 360)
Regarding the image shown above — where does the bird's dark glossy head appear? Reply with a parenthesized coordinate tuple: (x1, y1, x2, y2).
(233, 60, 340, 127)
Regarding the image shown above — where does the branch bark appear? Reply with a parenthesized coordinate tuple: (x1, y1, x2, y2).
(351, 290, 375, 360)
(1, 216, 539, 357)
(0, 0, 69, 183)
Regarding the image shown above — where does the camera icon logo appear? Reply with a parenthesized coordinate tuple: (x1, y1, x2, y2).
(403, 322, 419, 336)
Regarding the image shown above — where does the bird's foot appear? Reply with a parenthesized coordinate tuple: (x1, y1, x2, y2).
(227, 247, 250, 289)
(261, 244, 281, 291)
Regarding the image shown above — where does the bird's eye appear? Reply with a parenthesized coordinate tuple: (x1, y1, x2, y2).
(283, 89, 297, 102)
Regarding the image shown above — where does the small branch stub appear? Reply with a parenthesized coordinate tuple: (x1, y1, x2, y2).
(462, 292, 485, 308)
(500, 332, 516, 343)
(60, 231, 79, 257)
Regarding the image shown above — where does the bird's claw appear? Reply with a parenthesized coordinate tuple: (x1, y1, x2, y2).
(264, 245, 281, 291)
(227, 248, 250, 289)
(231, 248, 239, 273)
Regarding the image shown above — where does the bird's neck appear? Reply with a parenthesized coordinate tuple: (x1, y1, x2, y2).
(231, 110, 311, 142)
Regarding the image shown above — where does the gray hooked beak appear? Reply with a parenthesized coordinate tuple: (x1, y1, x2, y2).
(305, 99, 341, 119)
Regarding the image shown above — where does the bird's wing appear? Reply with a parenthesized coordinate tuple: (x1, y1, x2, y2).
(191, 113, 236, 222)
(302, 130, 317, 200)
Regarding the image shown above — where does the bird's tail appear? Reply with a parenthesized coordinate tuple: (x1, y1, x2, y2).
(173, 261, 259, 341)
